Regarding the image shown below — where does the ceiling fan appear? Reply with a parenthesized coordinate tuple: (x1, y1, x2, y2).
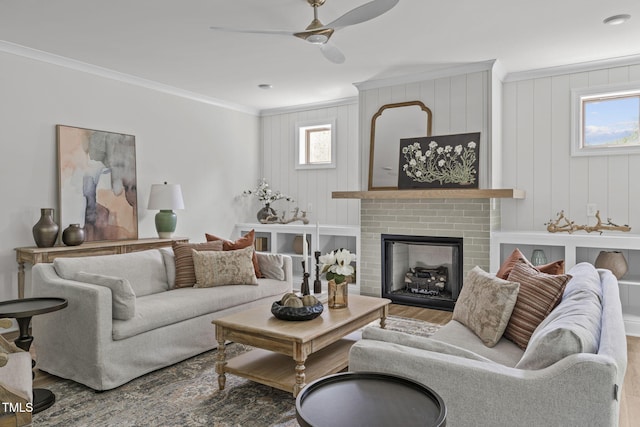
(210, 0, 399, 64)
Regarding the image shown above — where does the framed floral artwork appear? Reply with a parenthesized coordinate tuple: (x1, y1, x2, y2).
(397, 132, 480, 189)
(57, 125, 138, 242)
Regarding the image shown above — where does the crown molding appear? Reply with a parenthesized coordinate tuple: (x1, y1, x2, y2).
(353, 60, 497, 91)
(0, 40, 259, 116)
(259, 96, 358, 116)
(504, 54, 640, 83)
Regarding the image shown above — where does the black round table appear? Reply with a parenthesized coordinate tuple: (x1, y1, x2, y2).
(0, 297, 68, 414)
(296, 372, 447, 427)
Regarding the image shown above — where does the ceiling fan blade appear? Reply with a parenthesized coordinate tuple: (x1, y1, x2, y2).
(209, 26, 294, 37)
(320, 42, 345, 64)
(325, 0, 399, 30)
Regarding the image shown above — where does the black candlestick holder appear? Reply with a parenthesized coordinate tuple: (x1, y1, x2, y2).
(314, 251, 322, 294)
(301, 260, 310, 295)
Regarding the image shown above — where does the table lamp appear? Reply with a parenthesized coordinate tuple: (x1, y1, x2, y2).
(147, 182, 185, 238)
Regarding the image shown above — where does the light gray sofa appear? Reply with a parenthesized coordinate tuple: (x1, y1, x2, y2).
(29, 248, 293, 391)
(349, 263, 627, 427)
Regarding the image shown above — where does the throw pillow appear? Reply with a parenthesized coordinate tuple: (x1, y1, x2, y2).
(256, 253, 286, 281)
(172, 241, 223, 288)
(496, 248, 565, 280)
(75, 271, 136, 320)
(504, 259, 572, 349)
(516, 262, 602, 370)
(159, 247, 176, 289)
(192, 246, 259, 287)
(205, 229, 264, 278)
(452, 266, 520, 347)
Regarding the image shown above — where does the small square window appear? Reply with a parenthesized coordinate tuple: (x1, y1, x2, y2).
(295, 119, 336, 169)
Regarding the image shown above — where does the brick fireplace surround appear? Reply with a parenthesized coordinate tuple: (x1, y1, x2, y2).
(358, 198, 501, 299)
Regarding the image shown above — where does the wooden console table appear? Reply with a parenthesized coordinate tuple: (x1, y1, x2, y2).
(14, 237, 188, 299)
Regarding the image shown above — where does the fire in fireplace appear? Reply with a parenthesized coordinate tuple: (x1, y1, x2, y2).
(381, 234, 463, 311)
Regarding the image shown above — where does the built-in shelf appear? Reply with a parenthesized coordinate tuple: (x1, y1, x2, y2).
(491, 230, 640, 336)
(332, 188, 525, 200)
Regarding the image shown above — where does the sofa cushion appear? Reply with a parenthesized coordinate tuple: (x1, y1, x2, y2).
(496, 248, 565, 279)
(53, 250, 168, 297)
(257, 253, 286, 281)
(112, 277, 291, 340)
(172, 241, 223, 288)
(432, 320, 525, 367)
(504, 259, 572, 349)
(74, 271, 136, 320)
(192, 246, 259, 287)
(205, 230, 263, 278)
(516, 262, 602, 370)
(362, 326, 496, 363)
(452, 266, 520, 347)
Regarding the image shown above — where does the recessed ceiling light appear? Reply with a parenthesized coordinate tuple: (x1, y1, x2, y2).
(603, 14, 631, 25)
(258, 84, 273, 90)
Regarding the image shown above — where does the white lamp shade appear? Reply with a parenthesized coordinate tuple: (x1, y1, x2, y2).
(147, 183, 185, 210)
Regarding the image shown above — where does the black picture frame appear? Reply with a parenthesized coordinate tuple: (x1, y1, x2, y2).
(397, 132, 480, 189)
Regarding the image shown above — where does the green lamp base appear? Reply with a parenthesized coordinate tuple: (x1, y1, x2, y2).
(155, 210, 177, 238)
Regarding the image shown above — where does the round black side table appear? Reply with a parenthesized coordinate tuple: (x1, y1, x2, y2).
(296, 372, 447, 427)
(0, 297, 68, 414)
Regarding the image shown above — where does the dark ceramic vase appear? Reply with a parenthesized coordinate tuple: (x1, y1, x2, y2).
(62, 224, 85, 246)
(32, 208, 59, 248)
(257, 204, 276, 222)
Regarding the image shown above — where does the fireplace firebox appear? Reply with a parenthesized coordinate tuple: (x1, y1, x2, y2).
(381, 234, 463, 311)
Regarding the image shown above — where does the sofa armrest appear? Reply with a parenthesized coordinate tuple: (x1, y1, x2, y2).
(29, 264, 114, 382)
(349, 338, 621, 426)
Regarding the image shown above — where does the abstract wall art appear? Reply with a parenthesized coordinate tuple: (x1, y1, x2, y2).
(57, 125, 138, 242)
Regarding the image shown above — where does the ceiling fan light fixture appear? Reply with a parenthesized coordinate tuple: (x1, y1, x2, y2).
(306, 34, 328, 44)
(603, 14, 631, 25)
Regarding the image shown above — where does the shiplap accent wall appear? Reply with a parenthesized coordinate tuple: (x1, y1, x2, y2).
(501, 63, 640, 233)
(260, 101, 360, 226)
(357, 70, 492, 191)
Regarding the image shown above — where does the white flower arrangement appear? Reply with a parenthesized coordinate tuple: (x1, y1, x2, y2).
(402, 140, 477, 185)
(242, 178, 294, 207)
(319, 249, 356, 284)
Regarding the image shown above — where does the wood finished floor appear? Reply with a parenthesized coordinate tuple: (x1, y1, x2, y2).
(20, 304, 640, 426)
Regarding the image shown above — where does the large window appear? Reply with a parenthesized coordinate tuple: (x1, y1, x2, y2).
(572, 83, 640, 156)
(295, 118, 336, 169)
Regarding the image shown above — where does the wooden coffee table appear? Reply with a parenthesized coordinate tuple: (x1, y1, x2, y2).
(212, 294, 390, 397)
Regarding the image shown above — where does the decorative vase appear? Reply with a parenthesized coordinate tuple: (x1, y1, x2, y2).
(293, 235, 310, 255)
(32, 208, 59, 248)
(62, 224, 85, 246)
(595, 250, 628, 279)
(531, 249, 548, 266)
(257, 204, 276, 222)
(328, 279, 348, 309)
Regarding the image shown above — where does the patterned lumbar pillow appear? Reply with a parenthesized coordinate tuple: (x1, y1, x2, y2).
(172, 240, 223, 288)
(192, 245, 259, 287)
(504, 259, 572, 349)
(452, 266, 520, 347)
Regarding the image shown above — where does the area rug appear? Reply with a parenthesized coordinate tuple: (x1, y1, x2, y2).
(32, 316, 440, 427)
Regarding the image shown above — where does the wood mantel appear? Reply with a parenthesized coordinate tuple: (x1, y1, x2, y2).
(332, 188, 525, 200)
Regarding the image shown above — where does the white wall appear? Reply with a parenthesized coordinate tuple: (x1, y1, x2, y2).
(260, 101, 360, 226)
(0, 51, 261, 301)
(501, 62, 640, 233)
(357, 68, 492, 190)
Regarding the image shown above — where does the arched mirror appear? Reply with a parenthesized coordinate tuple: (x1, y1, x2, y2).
(368, 101, 433, 190)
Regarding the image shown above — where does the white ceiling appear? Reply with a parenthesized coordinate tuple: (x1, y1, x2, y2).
(1, 0, 640, 113)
